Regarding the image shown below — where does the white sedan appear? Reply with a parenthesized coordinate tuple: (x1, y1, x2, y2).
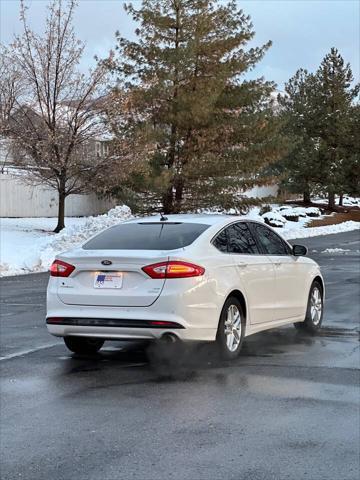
(46, 214, 324, 359)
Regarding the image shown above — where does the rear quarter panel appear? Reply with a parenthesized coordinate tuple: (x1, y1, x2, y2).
(167, 249, 249, 330)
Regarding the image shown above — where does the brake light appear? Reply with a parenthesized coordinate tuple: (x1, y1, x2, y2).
(142, 261, 205, 279)
(50, 260, 75, 277)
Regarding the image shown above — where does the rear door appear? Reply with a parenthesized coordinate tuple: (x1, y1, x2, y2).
(250, 222, 306, 320)
(214, 222, 277, 324)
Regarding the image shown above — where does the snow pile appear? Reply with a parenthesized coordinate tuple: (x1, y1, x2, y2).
(275, 206, 321, 218)
(304, 207, 322, 216)
(0, 217, 86, 276)
(321, 248, 351, 254)
(276, 207, 302, 219)
(262, 211, 287, 227)
(40, 206, 132, 268)
(0, 206, 133, 276)
(342, 196, 360, 206)
(261, 205, 321, 229)
(313, 195, 360, 207)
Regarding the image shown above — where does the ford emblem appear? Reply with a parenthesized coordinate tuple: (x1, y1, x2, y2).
(101, 260, 112, 266)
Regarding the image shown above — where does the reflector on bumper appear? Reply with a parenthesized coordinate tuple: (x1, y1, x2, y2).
(46, 318, 184, 328)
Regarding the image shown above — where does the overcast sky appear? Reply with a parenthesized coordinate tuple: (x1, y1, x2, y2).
(1, 0, 359, 89)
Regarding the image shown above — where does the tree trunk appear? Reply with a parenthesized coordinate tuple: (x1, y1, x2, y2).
(160, 4, 179, 217)
(54, 188, 66, 233)
(162, 186, 174, 214)
(303, 190, 311, 204)
(339, 193, 343, 206)
(174, 177, 184, 213)
(328, 191, 336, 210)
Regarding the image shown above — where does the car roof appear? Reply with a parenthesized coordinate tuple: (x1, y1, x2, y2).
(123, 213, 244, 226)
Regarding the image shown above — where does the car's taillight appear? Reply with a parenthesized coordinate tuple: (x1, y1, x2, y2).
(142, 261, 205, 279)
(50, 260, 75, 277)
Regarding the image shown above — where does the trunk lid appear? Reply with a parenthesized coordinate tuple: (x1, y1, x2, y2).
(56, 249, 168, 307)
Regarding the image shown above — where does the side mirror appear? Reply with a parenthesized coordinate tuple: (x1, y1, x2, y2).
(292, 244, 307, 256)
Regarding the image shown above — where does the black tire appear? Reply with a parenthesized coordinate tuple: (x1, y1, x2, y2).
(216, 296, 245, 360)
(63, 336, 104, 354)
(294, 281, 324, 334)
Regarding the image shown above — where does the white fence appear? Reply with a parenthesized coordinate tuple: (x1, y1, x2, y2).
(0, 173, 279, 218)
(0, 174, 115, 217)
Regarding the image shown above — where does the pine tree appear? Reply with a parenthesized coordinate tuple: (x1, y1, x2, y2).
(278, 49, 359, 208)
(104, 0, 286, 214)
(277, 69, 321, 203)
(339, 104, 360, 201)
(315, 48, 359, 208)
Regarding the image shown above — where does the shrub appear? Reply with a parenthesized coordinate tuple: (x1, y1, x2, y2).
(259, 204, 272, 216)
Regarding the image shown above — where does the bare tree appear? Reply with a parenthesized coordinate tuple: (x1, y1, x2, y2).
(6, 0, 108, 232)
(0, 46, 26, 133)
(0, 46, 27, 172)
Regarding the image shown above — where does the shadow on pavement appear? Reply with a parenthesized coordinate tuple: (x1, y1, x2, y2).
(55, 326, 336, 381)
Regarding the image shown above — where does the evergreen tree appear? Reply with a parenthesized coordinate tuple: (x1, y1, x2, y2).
(315, 48, 359, 207)
(339, 104, 360, 201)
(278, 48, 359, 208)
(278, 69, 321, 203)
(104, 0, 286, 214)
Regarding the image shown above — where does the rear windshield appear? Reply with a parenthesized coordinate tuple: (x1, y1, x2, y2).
(83, 222, 210, 250)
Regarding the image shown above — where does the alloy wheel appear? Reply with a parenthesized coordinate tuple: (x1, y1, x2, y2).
(310, 287, 322, 325)
(224, 304, 242, 352)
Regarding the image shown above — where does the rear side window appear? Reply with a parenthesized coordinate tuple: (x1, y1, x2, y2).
(212, 222, 259, 254)
(252, 223, 290, 255)
(213, 229, 228, 252)
(83, 222, 210, 250)
(227, 223, 260, 254)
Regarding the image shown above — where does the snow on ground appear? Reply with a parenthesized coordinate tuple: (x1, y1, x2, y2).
(313, 195, 360, 207)
(321, 248, 359, 254)
(246, 206, 314, 234)
(280, 221, 359, 240)
(0, 204, 359, 277)
(246, 206, 359, 239)
(0, 217, 88, 277)
(0, 206, 132, 277)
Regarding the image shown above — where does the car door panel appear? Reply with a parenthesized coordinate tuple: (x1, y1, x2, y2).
(269, 256, 308, 319)
(250, 222, 305, 321)
(215, 222, 277, 325)
(232, 255, 277, 324)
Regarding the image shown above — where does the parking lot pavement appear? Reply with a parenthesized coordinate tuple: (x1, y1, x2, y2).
(0, 230, 359, 480)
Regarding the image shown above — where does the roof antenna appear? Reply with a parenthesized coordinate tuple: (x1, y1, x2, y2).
(159, 212, 168, 222)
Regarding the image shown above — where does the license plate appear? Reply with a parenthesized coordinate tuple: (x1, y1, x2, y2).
(94, 273, 123, 289)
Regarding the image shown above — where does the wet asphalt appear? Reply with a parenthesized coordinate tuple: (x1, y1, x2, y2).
(0, 230, 359, 480)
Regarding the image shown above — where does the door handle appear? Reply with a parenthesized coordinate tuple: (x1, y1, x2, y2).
(236, 263, 248, 268)
(274, 262, 282, 267)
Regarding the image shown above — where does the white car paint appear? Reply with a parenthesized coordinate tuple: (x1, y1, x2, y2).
(46, 214, 324, 343)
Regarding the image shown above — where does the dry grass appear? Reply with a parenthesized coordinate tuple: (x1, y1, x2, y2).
(307, 208, 360, 227)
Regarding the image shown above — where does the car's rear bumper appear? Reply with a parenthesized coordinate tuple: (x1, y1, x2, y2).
(46, 277, 220, 342)
(46, 321, 216, 342)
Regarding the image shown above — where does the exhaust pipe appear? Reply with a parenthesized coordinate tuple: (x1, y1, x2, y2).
(160, 333, 179, 344)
